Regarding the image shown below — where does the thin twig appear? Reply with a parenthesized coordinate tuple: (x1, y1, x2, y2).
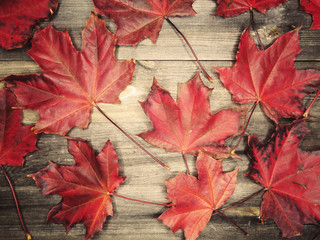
(215, 210, 249, 236)
(304, 88, 320, 117)
(214, 188, 264, 215)
(111, 193, 173, 207)
(232, 101, 258, 154)
(0, 165, 31, 240)
(165, 17, 213, 82)
(64, 136, 88, 142)
(182, 153, 190, 175)
(94, 104, 170, 170)
(250, 10, 264, 50)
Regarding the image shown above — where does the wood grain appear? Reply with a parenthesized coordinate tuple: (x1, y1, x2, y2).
(1, 0, 320, 239)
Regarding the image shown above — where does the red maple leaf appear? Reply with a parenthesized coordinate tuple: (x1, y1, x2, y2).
(158, 152, 238, 240)
(0, 0, 58, 50)
(29, 139, 125, 240)
(215, 27, 320, 123)
(4, 14, 135, 136)
(0, 87, 38, 166)
(300, 0, 320, 29)
(247, 120, 320, 238)
(138, 72, 248, 159)
(214, 0, 288, 17)
(92, 0, 196, 46)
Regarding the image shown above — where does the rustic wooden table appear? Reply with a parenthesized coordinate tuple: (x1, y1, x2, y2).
(1, 0, 320, 239)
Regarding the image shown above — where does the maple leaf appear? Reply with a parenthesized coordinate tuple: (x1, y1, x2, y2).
(158, 152, 238, 240)
(0, 0, 58, 50)
(300, 0, 320, 29)
(4, 14, 135, 136)
(0, 87, 38, 166)
(247, 120, 320, 238)
(215, 27, 320, 123)
(214, 0, 288, 17)
(138, 72, 248, 159)
(92, 0, 197, 46)
(29, 139, 125, 240)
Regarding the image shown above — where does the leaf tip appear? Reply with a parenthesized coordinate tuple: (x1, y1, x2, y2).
(26, 174, 33, 178)
(26, 233, 32, 240)
(151, 77, 159, 90)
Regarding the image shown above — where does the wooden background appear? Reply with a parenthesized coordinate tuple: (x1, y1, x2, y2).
(1, 0, 320, 239)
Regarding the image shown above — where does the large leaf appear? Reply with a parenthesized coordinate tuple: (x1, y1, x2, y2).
(0, 87, 38, 166)
(30, 139, 125, 240)
(0, 0, 58, 49)
(138, 72, 248, 159)
(215, 27, 320, 123)
(214, 0, 288, 17)
(247, 120, 320, 238)
(159, 152, 238, 240)
(93, 0, 196, 46)
(4, 14, 135, 135)
(300, 0, 320, 29)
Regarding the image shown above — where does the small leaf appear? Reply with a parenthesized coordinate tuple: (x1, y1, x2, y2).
(215, 27, 320, 123)
(4, 14, 135, 136)
(247, 120, 320, 238)
(93, 0, 197, 46)
(30, 139, 125, 240)
(138, 72, 249, 159)
(159, 153, 238, 240)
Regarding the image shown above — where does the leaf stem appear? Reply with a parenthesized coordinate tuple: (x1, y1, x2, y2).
(165, 17, 213, 82)
(111, 193, 173, 207)
(64, 136, 88, 142)
(303, 88, 320, 117)
(215, 210, 249, 236)
(250, 10, 264, 50)
(94, 104, 170, 170)
(0, 165, 31, 240)
(232, 101, 258, 154)
(182, 153, 190, 175)
(214, 188, 264, 215)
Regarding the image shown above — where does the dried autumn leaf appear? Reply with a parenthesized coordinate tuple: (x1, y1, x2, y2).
(92, 0, 196, 46)
(214, 0, 288, 17)
(159, 152, 238, 240)
(247, 120, 320, 238)
(0, 0, 58, 49)
(4, 14, 135, 135)
(215, 27, 320, 123)
(0, 87, 38, 166)
(30, 139, 125, 240)
(300, 0, 320, 29)
(138, 72, 248, 159)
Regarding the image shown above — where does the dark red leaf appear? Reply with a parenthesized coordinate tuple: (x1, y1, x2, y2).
(159, 153, 238, 240)
(214, 0, 288, 17)
(300, 0, 320, 29)
(4, 14, 135, 135)
(30, 139, 125, 240)
(0, 0, 58, 49)
(0, 87, 38, 166)
(92, 0, 196, 46)
(215, 27, 320, 123)
(138, 72, 248, 159)
(247, 120, 320, 238)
